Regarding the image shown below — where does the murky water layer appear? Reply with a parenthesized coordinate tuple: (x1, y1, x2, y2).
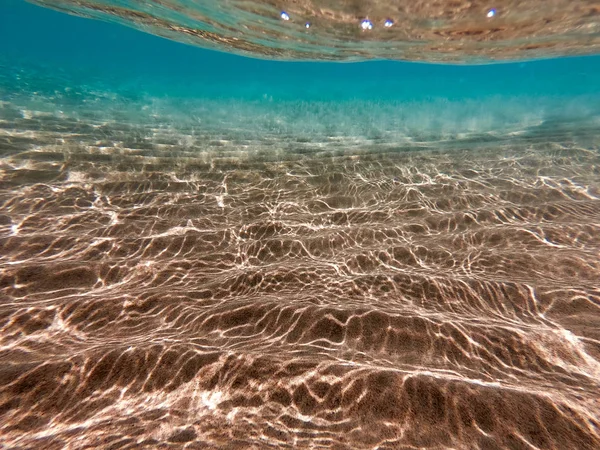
(1, 94, 600, 449)
(29, 0, 600, 62)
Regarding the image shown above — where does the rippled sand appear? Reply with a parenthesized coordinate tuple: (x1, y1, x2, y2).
(1, 105, 600, 449)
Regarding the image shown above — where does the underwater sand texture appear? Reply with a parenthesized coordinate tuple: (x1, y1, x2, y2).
(1, 96, 600, 448)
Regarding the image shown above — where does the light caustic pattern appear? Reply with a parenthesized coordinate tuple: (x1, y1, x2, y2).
(1, 101, 600, 449)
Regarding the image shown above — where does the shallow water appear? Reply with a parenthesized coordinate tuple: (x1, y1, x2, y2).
(1, 1, 600, 449)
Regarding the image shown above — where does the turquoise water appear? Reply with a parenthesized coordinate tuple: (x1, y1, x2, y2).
(3, 0, 600, 142)
(3, 1, 600, 100)
(1, 1, 600, 449)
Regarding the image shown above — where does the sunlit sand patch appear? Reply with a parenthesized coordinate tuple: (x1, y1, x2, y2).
(1, 86, 600, 448)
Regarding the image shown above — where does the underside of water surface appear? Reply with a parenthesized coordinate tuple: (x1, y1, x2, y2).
(1, 1, 600, 449)
(29, 0, 600, 62)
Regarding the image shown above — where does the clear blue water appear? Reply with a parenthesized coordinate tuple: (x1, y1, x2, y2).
(2, 0, 600, 101)
(3, 1, 600, 148)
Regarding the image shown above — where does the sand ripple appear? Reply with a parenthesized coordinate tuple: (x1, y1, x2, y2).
(1, 113, 600, 449)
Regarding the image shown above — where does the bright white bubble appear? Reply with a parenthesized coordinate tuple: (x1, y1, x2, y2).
(360, 19, 373, 30)
(305, 22, 310, 28)
(487, 9, 496, 18)
(280, 11, 290, 21)
(384, 19, 394, 28)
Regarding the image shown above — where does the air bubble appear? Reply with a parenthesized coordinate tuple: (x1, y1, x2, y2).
(360, 19, 373, 30)
(487, 9, 496, 18)
(384, 19, 394, 28)
(280, 11, 290, 21)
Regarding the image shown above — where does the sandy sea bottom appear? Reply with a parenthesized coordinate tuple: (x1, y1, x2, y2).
(0, 93, 600, 449)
